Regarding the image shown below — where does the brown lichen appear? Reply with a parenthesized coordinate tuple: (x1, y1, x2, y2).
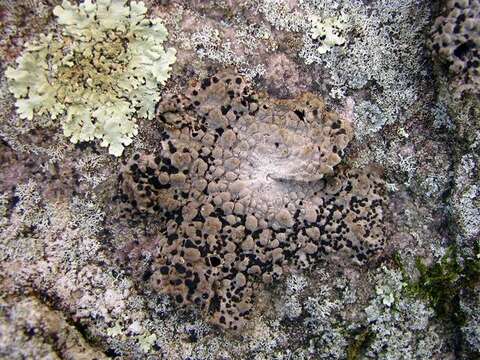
(431, 0, 480, 94)
(116, 73, 387, 330)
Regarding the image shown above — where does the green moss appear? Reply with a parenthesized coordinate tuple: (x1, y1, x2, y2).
(346, 328, 373, 360)
(400, 245, 480, 325)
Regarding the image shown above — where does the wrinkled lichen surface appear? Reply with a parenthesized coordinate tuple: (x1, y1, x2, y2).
(0, 0, 479, 359)
(116, 73, 386, 329)
(431, 0, 480, 95)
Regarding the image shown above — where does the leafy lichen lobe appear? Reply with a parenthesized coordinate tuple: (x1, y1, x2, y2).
(5, 0, 176, 156)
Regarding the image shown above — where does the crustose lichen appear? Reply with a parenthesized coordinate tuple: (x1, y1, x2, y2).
(5, 0, 176, 156)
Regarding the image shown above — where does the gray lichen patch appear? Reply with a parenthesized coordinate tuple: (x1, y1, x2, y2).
(115, 73, 387, 330)
(0, 296, 108, 360)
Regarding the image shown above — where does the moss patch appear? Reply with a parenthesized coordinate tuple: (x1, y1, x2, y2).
(346, 328, 373, 360)
(397, 245, 480, 326)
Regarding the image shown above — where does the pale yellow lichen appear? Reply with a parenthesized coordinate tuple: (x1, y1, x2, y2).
(310, 15, 346, 54)
(5, 0, 176, 156)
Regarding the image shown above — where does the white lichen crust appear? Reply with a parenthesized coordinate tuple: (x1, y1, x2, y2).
(116, 73, 387, 330)
(310, 15, 346, 54)
(5, 0, 176, 156)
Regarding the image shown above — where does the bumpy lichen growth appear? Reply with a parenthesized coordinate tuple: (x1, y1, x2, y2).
(116, 73, 387, 330)
(431, 0, 480, 94)
(5, 0, 176, 156)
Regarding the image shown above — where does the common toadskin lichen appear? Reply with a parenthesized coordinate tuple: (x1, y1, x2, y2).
(116, 72, 387, 330)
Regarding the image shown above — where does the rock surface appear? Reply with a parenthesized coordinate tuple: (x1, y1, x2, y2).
(0, 0, 479, 359)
